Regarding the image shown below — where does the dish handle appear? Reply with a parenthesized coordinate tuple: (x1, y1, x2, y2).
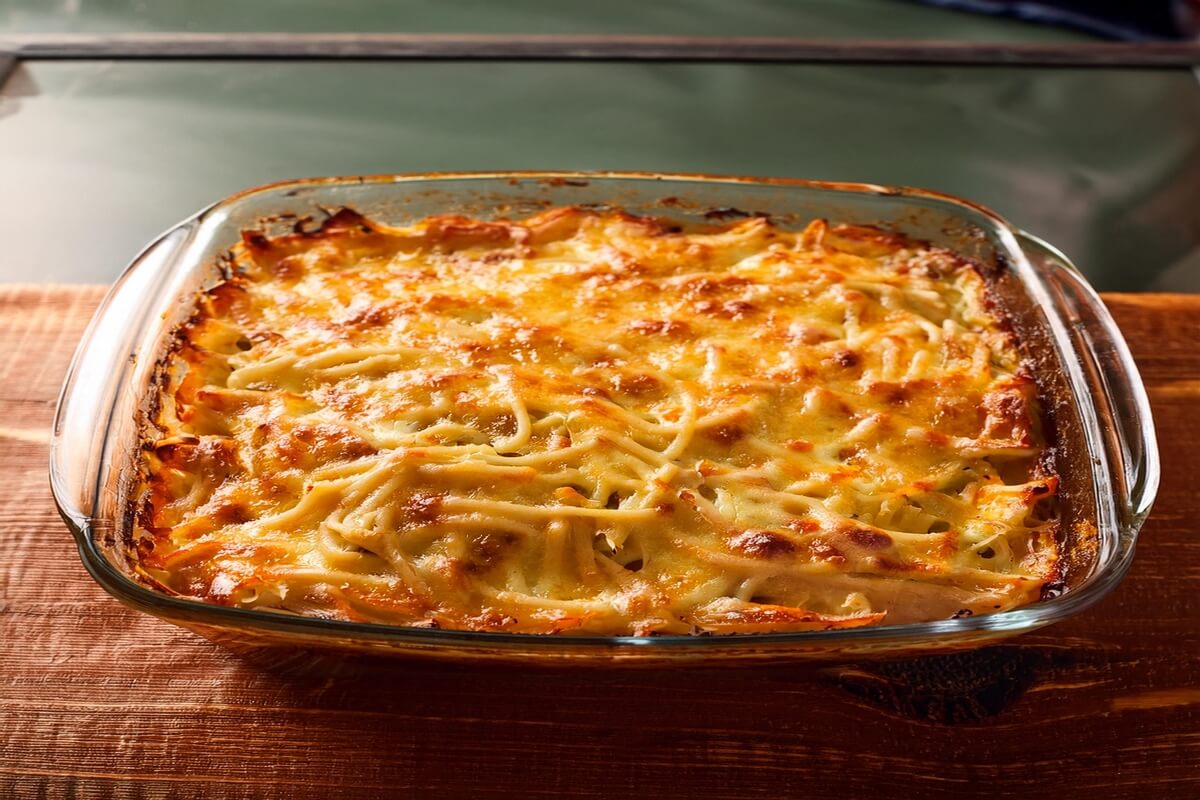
(50, 224, 197, 534)
(1015, 230, 1160, 529)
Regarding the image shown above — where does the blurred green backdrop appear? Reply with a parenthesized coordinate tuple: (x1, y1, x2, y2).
(0, 1, 1196, 290)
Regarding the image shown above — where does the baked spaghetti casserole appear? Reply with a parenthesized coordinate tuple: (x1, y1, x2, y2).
(134, 206, 1061, 635)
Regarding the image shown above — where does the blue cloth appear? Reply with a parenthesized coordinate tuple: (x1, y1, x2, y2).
(913, 0, 1188, 41)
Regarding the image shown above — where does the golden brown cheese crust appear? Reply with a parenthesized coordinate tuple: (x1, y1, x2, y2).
(134, 206, 1060, 635)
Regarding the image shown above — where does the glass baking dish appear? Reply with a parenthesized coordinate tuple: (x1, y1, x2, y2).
(50, 172, 1158, 664)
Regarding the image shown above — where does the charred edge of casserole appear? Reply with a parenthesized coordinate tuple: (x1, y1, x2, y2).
(123, 297, 208, 595)
(127, 232, 269, 578)
(1029, 347, 1094, 593)
(972, 251, 1070, 596)
(890, 242, 1066, 597)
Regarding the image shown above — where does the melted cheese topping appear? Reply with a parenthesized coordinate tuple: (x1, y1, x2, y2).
(136, 206, 1060, 635)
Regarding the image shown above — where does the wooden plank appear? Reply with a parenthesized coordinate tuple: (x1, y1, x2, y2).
(2, 286, 1199, 799)
(1, 33, 1198, 67)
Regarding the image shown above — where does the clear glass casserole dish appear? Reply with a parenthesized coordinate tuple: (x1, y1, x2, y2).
(50, 172, 1159, 664)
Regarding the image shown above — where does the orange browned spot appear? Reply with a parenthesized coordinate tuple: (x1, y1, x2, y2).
(606, 251, 650, 275)
(627, 319, 691, 337)
(343, 302, 398, 328)
(766, 367, 816, 384)
(466, 610, 521, 630)
(150, 541, 222, 574)
(808, 538, 846, 565)
(827, 224, 908, 256)
(463, 531, 519, 574)
(577, 399, 618, 421)
(696, 459, 721, 477)
(194, 435, 240, 468)
(784, 518, 819, 533)
(192, 388, 252, 415)
(868, 380, 930, 406)
(679, 275, 752, 299)
(425, 370, 480, 390)
(317, 207, 374, 234)
(205, 282, 253, 324)
(553, 486, 588, 505)
(730, 529, 796, 558)
(786, 439, 813, 452)
(611, 211, 678, 237)
(420, 294, 471, 314)
(487, 412, 518, 441)
(917, 263, 944, 279)
(831, 349, 860, 369)
(576, 268, 623, 285)
(694, 299, 758, 320)
(316, 386, 365, 415)
(844, 527, 892, 549)
(155, 437, 239, 483)
(798, 217, 828, 246)
(705, 424, 745, 445)
(933, 395, 973, 434)
(723, 300, 757, 318)
(342, 584, 428, 617)
(936, 530, 960, 560)
(924, 430, 950, 447)
(703, 207, 754, 221)
(168, 514, 223, 542)
(837, 444, 862, 462)
(981, 383, 1034, 446)
(875, 557, 935, 573)
(655, 502, 675, 516)
(590, 355, 623, 369)
(424, 216, 519, 249)
(270, 422, 377, 469)
(271, 255, 306, 282)
(787, 325, 833, 346)
(524, 206, 585, 245)
(488, 248, 530, 265)
(612, 372, 661, 396)
(404, 492, 444, 523)
(459, 341, 498, 365)
(210, 502, 251, 526)
(1022, 477, 1059, 502)
(249, 330, 285, 350)
(689, 599, 887, 633)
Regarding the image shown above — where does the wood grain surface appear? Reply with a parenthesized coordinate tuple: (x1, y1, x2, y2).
(2, 286, 1198, 799)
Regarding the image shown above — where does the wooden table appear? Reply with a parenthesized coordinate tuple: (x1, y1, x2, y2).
(2, 286, 1197, 799)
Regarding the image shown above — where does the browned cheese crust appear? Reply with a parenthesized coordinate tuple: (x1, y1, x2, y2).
(134, 206, 1061, 635)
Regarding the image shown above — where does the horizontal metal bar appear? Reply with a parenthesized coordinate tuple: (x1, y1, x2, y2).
(1, 33, 1198, 67)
